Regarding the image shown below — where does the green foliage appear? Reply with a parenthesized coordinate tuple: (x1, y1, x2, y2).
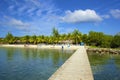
(101, 35, 113, 48)
(23, 35, 30, 44)
(82, 34, 88, 44)
(4, 32, 14, 44)
(52, 27, 59, 43)
(72, 29, 82, 44)
(29, 35, 37, 44)
(88, 31, 104, 46)
(87, 31, 114, 48)
(0, 38, 2, 43)
(1, 30, 119, 48)
(52, 27, 59, 37)
(111, 33, 120, 48)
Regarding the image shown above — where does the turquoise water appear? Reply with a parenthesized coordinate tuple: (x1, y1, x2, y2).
(0, 47, 73, 80)
(88, 53, 120, 80)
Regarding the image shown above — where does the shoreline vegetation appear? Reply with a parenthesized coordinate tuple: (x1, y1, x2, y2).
(0, 28, 120, 49)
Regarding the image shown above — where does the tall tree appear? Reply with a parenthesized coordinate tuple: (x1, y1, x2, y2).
(5, 32, 14, 44)
(101, 35, 113, 48)
(88, 31, 104, 46)
(32, 35, 37, 44)
(23, 35, 30, 44)
(29, 35, 37, 44)
(111, 33, 120, 48)
(72, 29, 82, 44)
(52, 27, 59, 43)
(52, 27, 59, 37)
(82, 34, 88, 44)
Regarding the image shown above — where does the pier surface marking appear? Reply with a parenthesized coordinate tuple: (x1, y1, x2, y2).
(49, 46, 94, 80)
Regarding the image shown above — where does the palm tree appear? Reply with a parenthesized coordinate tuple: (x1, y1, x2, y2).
(32, 35, 37, 44)
(52, 27, 59, 43)
(82, 34, 88, 44)
(72, 29, 81, 44)
(23, 35, 30, 44)
(5, 32, 14, 44)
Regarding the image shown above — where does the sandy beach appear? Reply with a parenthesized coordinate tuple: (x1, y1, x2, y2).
(0, 44, 82, 50)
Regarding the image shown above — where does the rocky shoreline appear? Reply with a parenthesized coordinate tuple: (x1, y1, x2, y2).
(86, 48, 120, 54)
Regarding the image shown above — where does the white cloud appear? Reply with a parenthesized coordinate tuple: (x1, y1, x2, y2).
(101, 15, 110, 19)
(9, 19, 30, 27)
(0, 16, 30, 30)
(110, 9, 120, 19)
(7, 0, 59, 19)
(2, 0, 61, 36)
(61, 9, 102, 23)
(7, 0, 57, 18)
(28, 14, 60, 35)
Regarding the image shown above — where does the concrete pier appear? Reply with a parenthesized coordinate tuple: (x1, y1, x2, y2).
(49, 46, 94, 80)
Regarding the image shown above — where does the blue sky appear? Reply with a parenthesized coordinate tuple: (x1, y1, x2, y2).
(0, 0, 120, 37)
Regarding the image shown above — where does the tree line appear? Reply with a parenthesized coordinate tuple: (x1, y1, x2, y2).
(0, 28, 120, 48)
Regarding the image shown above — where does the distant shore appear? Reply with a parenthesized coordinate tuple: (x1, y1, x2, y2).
(0, 44, 81, 50)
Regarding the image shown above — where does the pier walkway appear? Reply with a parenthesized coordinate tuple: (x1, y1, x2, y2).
(49, 46, 94, 80)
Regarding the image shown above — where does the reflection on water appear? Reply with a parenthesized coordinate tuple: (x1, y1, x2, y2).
(113, 55, 120, 69)
(0, 47, 74, 80)
(88, 53, 120, 80)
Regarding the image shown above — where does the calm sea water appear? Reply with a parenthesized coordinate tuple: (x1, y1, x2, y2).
(0, 47, 74, 80)
(88, 53, 120, 80)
